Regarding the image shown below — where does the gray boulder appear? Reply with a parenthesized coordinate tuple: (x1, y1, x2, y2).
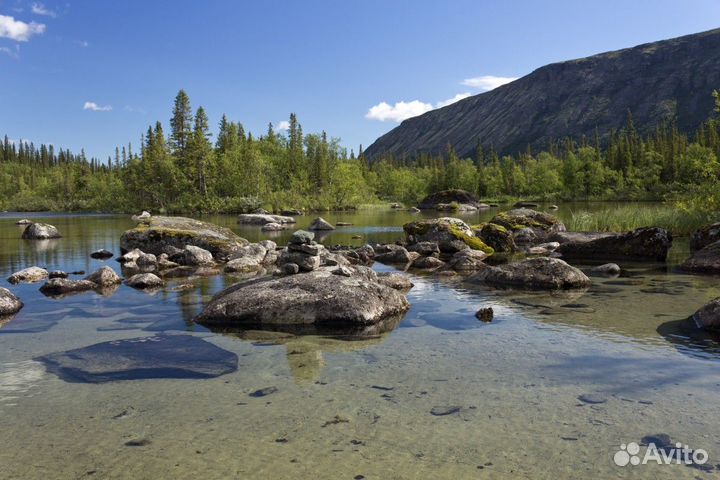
(556, 227, 672, 261)
(309, 217, 335, 231)
(22, 222, 61, 239)
(692, 298, 720, 331)
(407, 241, 440, 256)
(238, 213, 296, 225)
(8, 266, 49, 284)
(224, 257, 264, 274)
(136, 252, 158, 268)
(377, 272, 415, 291)
(412, 256, 445, 269)
(40, 278, 97, 296)
(690, 223, 720, 251)
(591, 263, 621, 275)
(445, 249, 489, 272)
(121, 216, 248, 261)
(85, 266, 122, 287)
(467, 257, 590, 289)
(183, 245, 214, 266)
(0, 287, 23, 316)
(681, 240, 720, 273)
(375, 245, 420, 265)
(261, 222, 285, 231)
(125, 273, 164, 289)
(196, 268, 410, 330)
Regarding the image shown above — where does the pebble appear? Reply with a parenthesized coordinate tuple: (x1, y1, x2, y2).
(249, 386, 278, 397)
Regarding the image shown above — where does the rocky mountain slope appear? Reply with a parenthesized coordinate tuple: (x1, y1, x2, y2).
(365, 28, 720, 159)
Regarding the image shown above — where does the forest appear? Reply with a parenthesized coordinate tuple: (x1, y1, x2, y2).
(1, 90, 719, 217)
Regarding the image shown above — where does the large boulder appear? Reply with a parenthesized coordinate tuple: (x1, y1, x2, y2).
(309, 217, 335, 231)
(474, 223, 516, 253)
(417, 189, 488, 211)
(404, 217, 493, 254)
(489, 209, 565, 243)
(0, 287, 23, 316)
(681, 240, 720, 273)
(196, 267, 410, 332)
(556, 227, 672, 261)
(22, 222, 61, 239)
(7, 266, 49, 284)
(374, 245, 420, 265)
(690, 223, 720, 252)
(120, 216, 248, 261)
(692, 298, 720, 331)
(467, 257, 590, 289)
(238, 214, 296, 225)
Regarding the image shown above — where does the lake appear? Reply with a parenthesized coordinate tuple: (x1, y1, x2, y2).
(0, 204, 719, 479)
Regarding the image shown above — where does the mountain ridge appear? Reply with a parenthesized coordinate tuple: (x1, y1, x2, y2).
(364, 28, 720, 160)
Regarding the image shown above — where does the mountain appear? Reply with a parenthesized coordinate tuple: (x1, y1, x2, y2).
(364, 28, 720, 160)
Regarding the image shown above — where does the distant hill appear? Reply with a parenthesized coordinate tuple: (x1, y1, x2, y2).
(364, 28, 720, 160)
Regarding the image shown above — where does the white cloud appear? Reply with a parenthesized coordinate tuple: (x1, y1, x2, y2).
(365, 100, 434, 122)
(31, 3, 56, 18)
(461, 75, 518, 91)
(435, 92, 471, 108)
(277, 120, 290, 131)
(76, 40, 89, 47)
(0, 45, 19, 58)
(83, 101, 112, 112)
(0, 14, 46, 42)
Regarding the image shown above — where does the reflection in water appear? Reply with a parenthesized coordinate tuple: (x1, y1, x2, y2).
(221, 329, 395, 383)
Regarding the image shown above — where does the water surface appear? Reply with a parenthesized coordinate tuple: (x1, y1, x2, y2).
(1, 205, 719, 479)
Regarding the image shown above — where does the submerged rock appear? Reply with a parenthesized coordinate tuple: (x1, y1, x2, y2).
(125, 273, 164, 289)
(22, 222, 61, 240)
(238, 213, 296, 225)
(475, 307, 494, 322)
(681, 240, 720, 273)
(196, 267, 409, 331)
(7, 266, 49, 284)
(309, 217, 335, 231)
(36, 335, 238, 383)
(404, 217, 493, 254)
(690, 223, 720, 251)
(556, 227, 672, 261)
(0, 287, 23, 316)
(467, 257, 590, 289)
(120, 216, 248, 261)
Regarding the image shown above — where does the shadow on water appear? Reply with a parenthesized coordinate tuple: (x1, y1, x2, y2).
(35, 334, 238, 383)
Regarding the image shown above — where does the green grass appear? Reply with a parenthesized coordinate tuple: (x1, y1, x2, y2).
(564, 204, 715, 236)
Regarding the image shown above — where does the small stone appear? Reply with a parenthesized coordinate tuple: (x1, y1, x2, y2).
(282, 263, 300, 275)
(90, 249, 114, 259)
(475, 307, 494, 322)
(332, 266, 353, 277)
(591, 263, 621, 275)
(577, 393, 607, 404)
(125, 273, 164, 289)
(249, 386, 278, 397)
(49, 270, 68, 279)
(430, 406, 461, 416)
(309, 217, 335, 231)
(288, 243, 321, 255)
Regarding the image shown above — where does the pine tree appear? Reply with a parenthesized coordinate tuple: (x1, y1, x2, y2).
(170, 90, 192, 157)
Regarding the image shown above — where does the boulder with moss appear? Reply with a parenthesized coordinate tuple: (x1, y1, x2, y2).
(474, 223, 516, 253)
(120, 215, 248, 261)
(488, 208, 565, 243)
(404, 217, 493, 255)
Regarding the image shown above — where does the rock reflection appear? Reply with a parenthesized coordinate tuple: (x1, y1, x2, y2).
(656, 317, 720, 360)
(209, 314, 402, 383)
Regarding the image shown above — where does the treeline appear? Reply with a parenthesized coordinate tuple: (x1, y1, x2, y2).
(1, 90, 719, 213)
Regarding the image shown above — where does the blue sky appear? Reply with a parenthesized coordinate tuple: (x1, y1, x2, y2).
(1, 0, 719, 160)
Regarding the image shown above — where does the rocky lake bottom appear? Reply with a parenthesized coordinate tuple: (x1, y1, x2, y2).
(1, 207, 719, 479)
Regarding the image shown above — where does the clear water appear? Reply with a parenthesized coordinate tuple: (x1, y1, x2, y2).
(1, 205, 719, 479)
